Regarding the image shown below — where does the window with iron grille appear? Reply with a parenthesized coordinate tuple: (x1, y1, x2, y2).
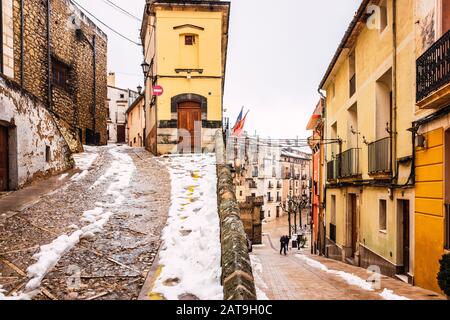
(51, 58, 70, 91)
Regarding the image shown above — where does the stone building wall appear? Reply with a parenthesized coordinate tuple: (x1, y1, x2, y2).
(2, 0, 14, 78)
(11, 0, 108, 147)
(0, 76, 73, 189)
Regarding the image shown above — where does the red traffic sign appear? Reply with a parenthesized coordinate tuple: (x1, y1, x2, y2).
(152, 85, 164, 97)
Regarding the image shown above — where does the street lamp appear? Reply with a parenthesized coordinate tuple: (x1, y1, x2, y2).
(140, 61, 151, 149)
(137, 85, 142, 94)
(141, 61, 150, 79)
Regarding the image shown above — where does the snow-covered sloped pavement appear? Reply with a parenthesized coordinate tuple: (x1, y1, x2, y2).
(148, 154, 222, 300)
(0, 145, 170, 300)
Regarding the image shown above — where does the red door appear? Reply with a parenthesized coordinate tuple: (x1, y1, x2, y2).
(0, 126, 9, 191)
(178, 102, 201, 153)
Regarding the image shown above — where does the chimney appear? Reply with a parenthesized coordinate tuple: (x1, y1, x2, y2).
(107, 72, 116, 87)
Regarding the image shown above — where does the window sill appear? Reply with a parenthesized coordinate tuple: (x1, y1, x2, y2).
(379, 230, 387, 235)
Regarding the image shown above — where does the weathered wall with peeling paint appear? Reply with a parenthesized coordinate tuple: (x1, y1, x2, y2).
(0, 76, 73, 189)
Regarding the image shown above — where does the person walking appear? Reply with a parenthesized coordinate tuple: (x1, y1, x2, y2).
(280, 236, 288, 256)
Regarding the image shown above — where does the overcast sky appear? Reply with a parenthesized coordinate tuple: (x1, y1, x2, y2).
(75, 0, 360, 139)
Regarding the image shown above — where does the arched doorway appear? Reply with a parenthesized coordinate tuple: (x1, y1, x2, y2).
(0, 125, 9, 191)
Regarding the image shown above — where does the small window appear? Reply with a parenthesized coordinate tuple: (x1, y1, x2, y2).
(120, 94, 125, 99)
(185, 35, 195, 46)
(45, 146, 51, 162)
(379, 199, 387, 232)
(239, 191, 243, 197)
(379, 0, 388, 32)
(51, 58, 70, 91)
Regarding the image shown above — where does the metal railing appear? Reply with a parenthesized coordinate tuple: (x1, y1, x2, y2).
(329, 223, 336, 243)
(327, 159, 338, 181)
(368, 137, 391, 174)
(417, 29, 450, 102)
(276, 196, 282, 202)
(268, 182, 274, 189)
(340, 148, 360, 178)
(445, 203, 450, 250)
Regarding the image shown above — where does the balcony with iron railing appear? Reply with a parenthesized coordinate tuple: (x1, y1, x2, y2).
(416, 29, 450, 109)
(339, 148, 361, 178)
(268, 182, 274, 189)
(368, 137, 391, 176)
(277, 181, 282, 189)
(276, 196, 282, 202)
(249, 181, 257, 189)
(267, 195, 274, 203)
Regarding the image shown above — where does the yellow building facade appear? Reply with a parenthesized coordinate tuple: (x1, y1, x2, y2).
(319, 0, 450, 294)
(126, 94, 145, 148)
(140, 0, 230, 155)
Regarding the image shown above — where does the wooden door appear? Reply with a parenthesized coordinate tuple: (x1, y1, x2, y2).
(402, 200, 410, 274)
(178, 102, 201, 153)
(350, 194, 358, 257)
(117, 125, 126, 143)
(0, 126, 9, 191)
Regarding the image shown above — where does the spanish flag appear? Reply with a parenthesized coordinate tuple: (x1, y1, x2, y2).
(232, 108, 249, 137)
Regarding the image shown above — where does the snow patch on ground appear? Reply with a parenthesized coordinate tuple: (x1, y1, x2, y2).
(12, 145, 135, 297)
(295, 255, 410, 299)
(58, 173, 69, 181)
(73, 150, 98, 171)
(152, 154, 223, 300)
(25, 230, 83, 291)
(250, 254, 269, 300)
(379, 288, 410, 300)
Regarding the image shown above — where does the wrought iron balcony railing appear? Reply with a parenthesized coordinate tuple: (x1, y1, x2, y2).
(416, 29, 450, 102)
(327, 159, 338, 181)
(368, 137, 391, 174)
(339, 148, 360, 178)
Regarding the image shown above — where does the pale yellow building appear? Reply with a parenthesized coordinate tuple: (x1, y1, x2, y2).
(126, 94, 145, 148)
(320, 0, 450, 294)
(140, 0, 230, 155)
(320, 0, 416, 281)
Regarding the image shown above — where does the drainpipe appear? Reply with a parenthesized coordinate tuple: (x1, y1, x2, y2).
(20, 0, 24, 87)
(318, 89, 327, 256)
(47, 0, 52, 110)
(391, 0, 398, 184)
(92, 35, 97, 145)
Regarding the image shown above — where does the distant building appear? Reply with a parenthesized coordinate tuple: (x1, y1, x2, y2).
(231, 135, 311, 223)
(126, 93, 145, 148)
(107, 72, 139, 144)
(140, 0, 230, 155)
(307, 98, 325, 255)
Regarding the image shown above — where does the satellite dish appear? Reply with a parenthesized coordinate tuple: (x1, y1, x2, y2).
(67, 14, 82, 30)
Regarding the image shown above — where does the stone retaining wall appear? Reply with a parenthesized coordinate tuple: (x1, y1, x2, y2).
(215, 131, 257, 300)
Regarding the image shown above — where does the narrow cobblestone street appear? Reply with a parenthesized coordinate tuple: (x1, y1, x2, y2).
(0, 145, 170, 300)
(251, 218, 447, 300)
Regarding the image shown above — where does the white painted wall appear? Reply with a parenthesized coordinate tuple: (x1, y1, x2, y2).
(0, 77, 73, 189)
